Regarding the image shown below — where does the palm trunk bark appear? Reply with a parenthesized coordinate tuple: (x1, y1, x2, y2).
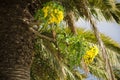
(0, 0, 34, 80)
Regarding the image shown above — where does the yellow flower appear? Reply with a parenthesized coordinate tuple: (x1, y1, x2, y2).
(42, 6, 49, 18)
(41, 2, 64, 24)
(54, 9, 58, 13)
(83, 45, 99, 65)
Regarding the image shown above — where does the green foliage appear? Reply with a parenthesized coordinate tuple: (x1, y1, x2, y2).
(31, 0, 120, 80)
(77, 28, 120, 80)
(56, 31, 88, 68)
(31, 38, 59, 80)
(77, 28, 120, 54)
(31, 26, 120, 80)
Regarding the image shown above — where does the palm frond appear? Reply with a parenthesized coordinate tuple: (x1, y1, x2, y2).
(88, 0, 120, 23)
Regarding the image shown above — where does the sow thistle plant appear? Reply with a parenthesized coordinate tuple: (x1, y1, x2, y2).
(35, 1, 64, 25)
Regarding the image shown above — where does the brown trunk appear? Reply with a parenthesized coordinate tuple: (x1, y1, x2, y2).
(66, 11, 77, 35)
(0, 0, 34, 80)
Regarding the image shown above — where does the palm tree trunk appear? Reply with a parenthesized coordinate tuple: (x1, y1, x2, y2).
(0, 0, 34, 80)
(66, 11, 77, 34)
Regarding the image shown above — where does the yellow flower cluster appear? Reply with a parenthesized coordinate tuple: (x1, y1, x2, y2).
(42, 3, 64, 24)
(83, 46, 99, 65)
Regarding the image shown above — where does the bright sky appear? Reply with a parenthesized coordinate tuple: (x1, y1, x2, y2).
(117, 0, 120, 2)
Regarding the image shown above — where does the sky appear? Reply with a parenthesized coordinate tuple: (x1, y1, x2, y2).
(117, 0, 120, 2)
(75, 19, 120, 44)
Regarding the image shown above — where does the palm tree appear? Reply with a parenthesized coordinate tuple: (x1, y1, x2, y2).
(0, 0, 120, 80)
(0, 0, 35, 80)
